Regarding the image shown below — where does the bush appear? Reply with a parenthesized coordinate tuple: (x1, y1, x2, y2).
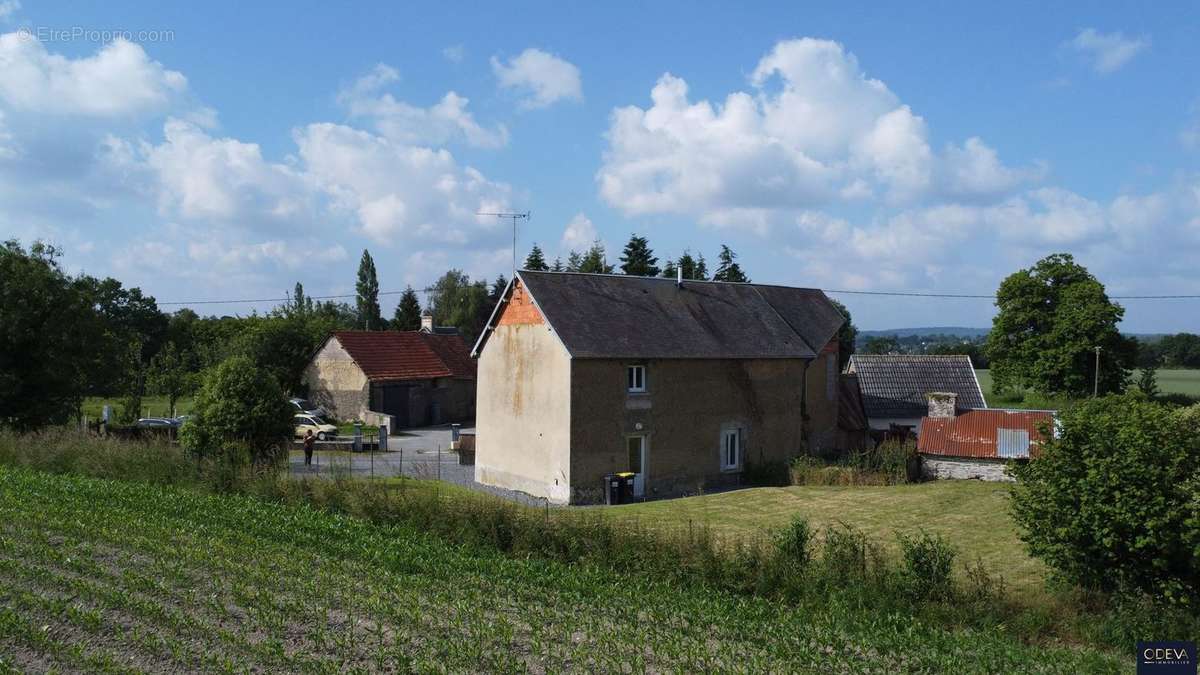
(180, 355, 294, 467)
(774, 515, 813, 567)
(789, 441, 918, 486)
(1010, 394, 1200, 605)
(897, 531, 957, 601)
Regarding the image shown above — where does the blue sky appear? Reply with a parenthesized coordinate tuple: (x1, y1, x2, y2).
(2, 1, 1198, 330)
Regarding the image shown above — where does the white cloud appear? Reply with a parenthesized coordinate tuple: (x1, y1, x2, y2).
(442, 45, 465, 63)
(984, 188, 1108, 245)
(294, 122, 511, 244)
(0, 1, 19, 21)
(559, 212, 596, 252)
(491, 48, 582, 109)
(0, 110, 17, 159)
(0, 34, 186, 116)
(940, 137, 1046, 200)
(143, 118, 313, 227)
(339, 64, 508, 148)
(1066, 28, 1148, 74)
(598, 38, 1036, 221)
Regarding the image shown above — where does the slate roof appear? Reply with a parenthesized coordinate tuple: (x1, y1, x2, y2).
(480, 271, 845, 360)
(919, 409, 1054, 459)
(846, 354, 986, 420)
(331, 331, 475, 382)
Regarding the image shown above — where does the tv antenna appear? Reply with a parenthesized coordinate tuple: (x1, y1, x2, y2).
(478, 211, 530, 275)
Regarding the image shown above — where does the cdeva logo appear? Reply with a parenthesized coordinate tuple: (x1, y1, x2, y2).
(1138, 641, 1196, 675)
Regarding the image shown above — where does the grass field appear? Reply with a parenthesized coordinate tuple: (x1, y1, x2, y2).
(975, 368, 1200, 407)
(0, 466, 1124, 672)
(608, 481, 1049, 599)
(80, 395, 193, 421)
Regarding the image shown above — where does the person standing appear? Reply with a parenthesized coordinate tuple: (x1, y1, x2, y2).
(303, 430, 315, 468)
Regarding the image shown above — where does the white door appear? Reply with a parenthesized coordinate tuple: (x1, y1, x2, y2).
(627, 435, 646, 497)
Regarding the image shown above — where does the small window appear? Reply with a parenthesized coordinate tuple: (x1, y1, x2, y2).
(626, 365, 646, 393)
(721, 428, 741, 470)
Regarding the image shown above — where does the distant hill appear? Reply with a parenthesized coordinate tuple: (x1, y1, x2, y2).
(859, 327, 989, 339)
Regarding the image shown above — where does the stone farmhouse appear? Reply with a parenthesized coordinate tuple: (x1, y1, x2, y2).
(471, 270, 846, 504)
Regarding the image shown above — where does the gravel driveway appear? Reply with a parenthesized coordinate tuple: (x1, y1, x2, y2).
(287, 425, 549, 506)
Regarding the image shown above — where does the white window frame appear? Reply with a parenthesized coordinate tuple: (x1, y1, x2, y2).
(720, 427, 742, 471)
(626, 365, 646, 393)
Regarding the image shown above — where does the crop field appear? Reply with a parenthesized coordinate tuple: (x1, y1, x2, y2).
(0, 467, 1124, 673)
(975, 368, 1200, 407)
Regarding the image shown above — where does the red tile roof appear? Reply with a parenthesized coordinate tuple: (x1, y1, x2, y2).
(331, 331, 476, 382)
(918, 409, 1055, 459)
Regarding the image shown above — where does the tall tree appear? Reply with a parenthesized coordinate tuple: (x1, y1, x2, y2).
(619, 235, 660, 276)
(661, 258, 678, 279)
(829, 299, 857, 370)
(355, 249, 383, 330)
(391, 286, 422, 331)
(285, 282, 314, 318)
(670, 250, 708, 281)
(0, 241, 105, 430)
(577, 240, 615, 274)
(986, 253, 1135, 397)
(551, 256, 564, 272)
(430, 270, 491, 342)
(712, 245, 748, 282)
(565, 250, 583, 272)
(147, 341, 195, 416)
(524, 244, 550, 271)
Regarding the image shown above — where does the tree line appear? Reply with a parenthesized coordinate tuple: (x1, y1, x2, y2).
(521, 235, 749, 282)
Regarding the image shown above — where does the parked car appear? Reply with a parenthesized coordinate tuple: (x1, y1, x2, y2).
(135, 417, 180, 429)
(289, 397, 329, 419)
(294, 414, 338, 441)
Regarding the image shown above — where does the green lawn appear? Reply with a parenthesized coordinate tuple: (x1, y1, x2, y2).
(81, 395, 192, 420)
(0, 467, 1125, 672)
(975, 368, 1200, 407)
(608, 480, 1048, 600)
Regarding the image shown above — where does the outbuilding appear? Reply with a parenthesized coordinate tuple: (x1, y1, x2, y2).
(304, 329, 475, 430)
(917, 403, 1054, 481)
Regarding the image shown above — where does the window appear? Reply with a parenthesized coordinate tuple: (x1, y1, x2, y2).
(721, 428, 741, 470)
(626, 365, 646, 393)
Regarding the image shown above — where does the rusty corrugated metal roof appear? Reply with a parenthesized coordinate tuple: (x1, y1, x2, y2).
(331, 331, 476, 382)
(918, 409, 1054, 459)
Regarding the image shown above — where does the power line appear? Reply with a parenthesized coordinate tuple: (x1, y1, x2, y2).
(155, 285, 1200, 307)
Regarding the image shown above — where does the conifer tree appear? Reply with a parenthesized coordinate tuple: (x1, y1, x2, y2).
(619, 234, 660, 276)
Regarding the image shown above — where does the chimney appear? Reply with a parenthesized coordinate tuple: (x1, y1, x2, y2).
(676, 265, 683, 287)
(420, 310, 434, 333)
(925, 392, 957, 418)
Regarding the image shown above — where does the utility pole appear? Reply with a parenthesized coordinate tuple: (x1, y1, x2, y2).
(1093, 346, 1101, 397)
(477, 211, 530, 275)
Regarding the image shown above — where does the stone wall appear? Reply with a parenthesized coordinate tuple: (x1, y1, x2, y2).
(921, 456, 1015, 482)
(474, 303, 573, 504)
(303, 337, 369, 422)
(568, 358, 824, 503)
